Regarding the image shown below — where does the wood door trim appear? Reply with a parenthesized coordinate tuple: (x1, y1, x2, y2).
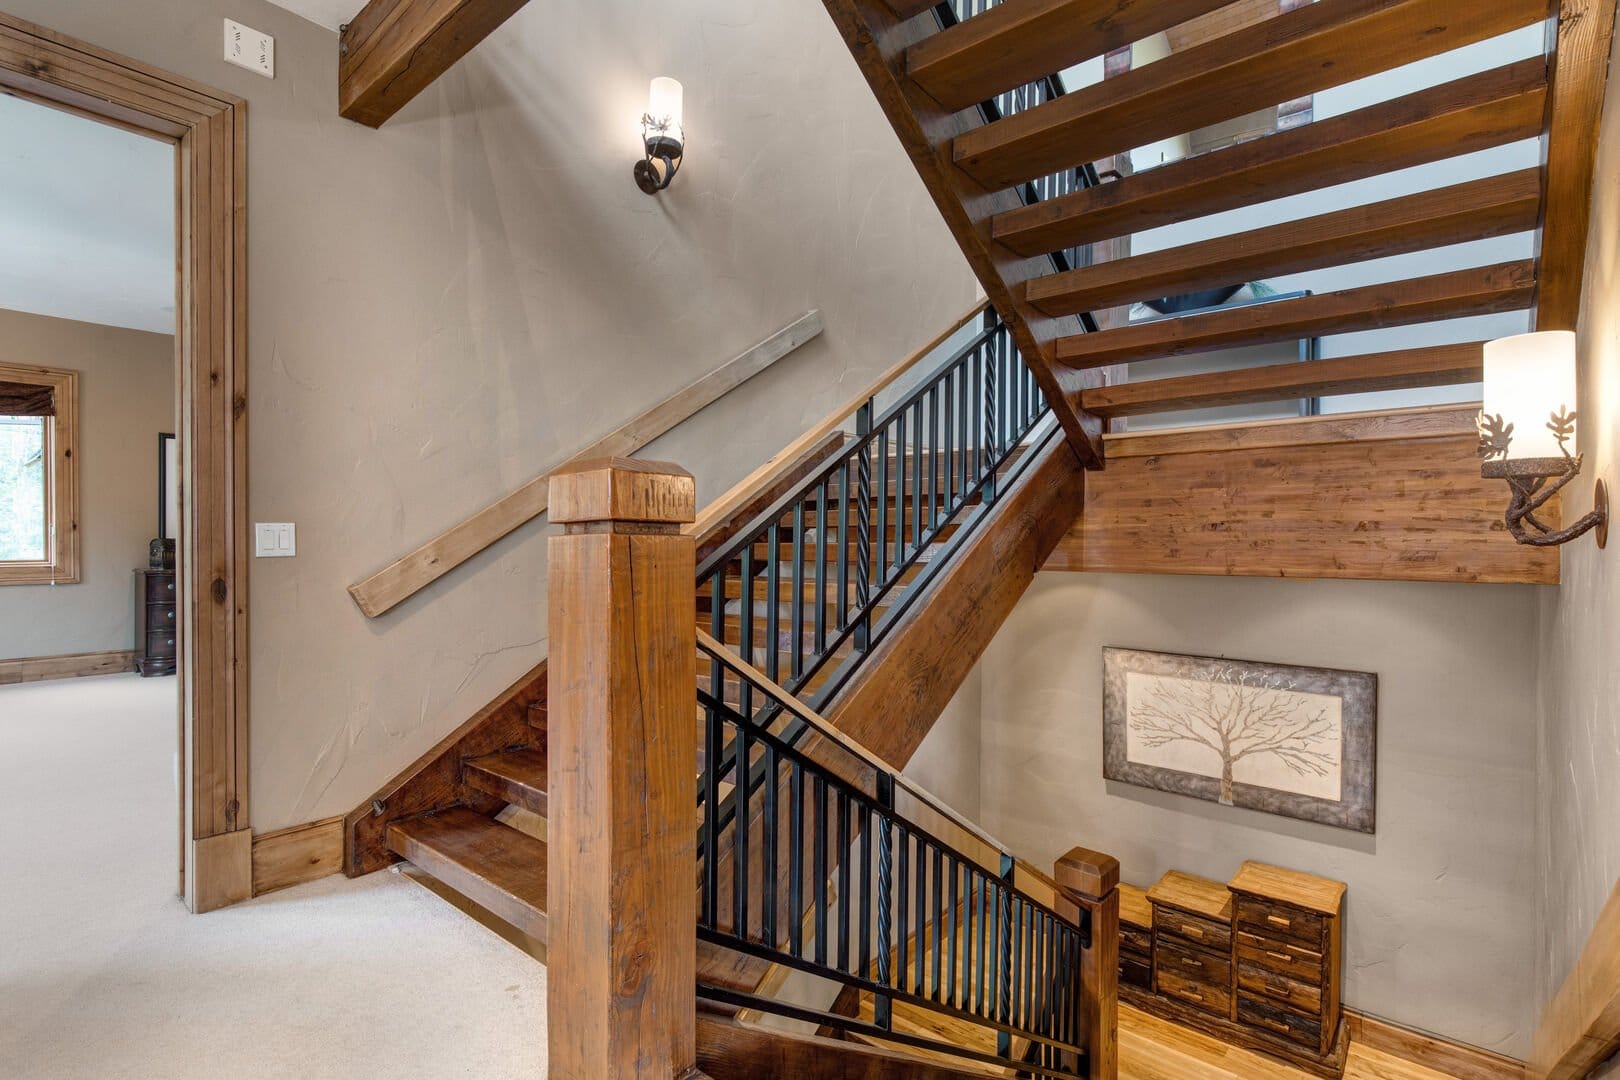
(0, 12, 252, 912)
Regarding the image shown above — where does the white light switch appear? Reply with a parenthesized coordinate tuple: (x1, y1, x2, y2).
(224, 19, 275, 79)
(255, 523, 296, 557)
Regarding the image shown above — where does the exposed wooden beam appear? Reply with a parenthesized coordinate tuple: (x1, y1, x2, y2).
(906, 0, 1233, 114)
(952, 0, 1549, 191)
(993, 60, 1549, 255)
(1029, 169, 1543, 317)
(1530, 880, 1620, 1079)
(1102, 402, 1482, 456)
(1079, 342, 1486, 417)
(818, 0, 1106, 467)
(338, 0, 531, 128)
(885, 0, 946, 19)
(1537, 0, 1619, 329)
(1053, 260, 1537, 370)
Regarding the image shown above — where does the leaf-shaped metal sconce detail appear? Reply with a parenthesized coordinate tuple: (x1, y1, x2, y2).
(1477, 411, 1514, 461)
(1547, 406, 1578, 456)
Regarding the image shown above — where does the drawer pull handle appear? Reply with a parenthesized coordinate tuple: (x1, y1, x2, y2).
(1255, 1016, 1291, 1035)
(1265, 951, 1293, 963)
(1184, 927, 1203, 939)
(1266, 915, 1293, 929)
(1176, 956, 1200, 969)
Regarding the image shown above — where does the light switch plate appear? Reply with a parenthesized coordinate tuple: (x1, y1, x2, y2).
(224, 19, 275, 79)
(255, 523, 296, 558)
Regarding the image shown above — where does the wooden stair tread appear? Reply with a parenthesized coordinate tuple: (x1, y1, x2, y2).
(463, 748, 549, 816)
(951, 0, 1547, 191)
(1081, 342, 1485, 417)
(1026, 168, 1543, 317)
(906, 0, 1233, 114)
(387, 808, 548, 943)
(991, 59, 1548, 255)
(1053, 260, 1536, 371)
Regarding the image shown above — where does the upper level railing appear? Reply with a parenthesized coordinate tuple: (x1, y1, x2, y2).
(694, 631, 1097, 1078)
(696, 304, 1056, 717)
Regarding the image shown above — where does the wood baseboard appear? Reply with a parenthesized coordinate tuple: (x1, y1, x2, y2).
(251, 817, 344, 896)
(0, 649, 136, 685)
(1530, 880, 1620, 1080)
(1345, 1010, 1526, 1080)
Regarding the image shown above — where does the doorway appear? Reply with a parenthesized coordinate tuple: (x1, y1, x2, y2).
(0, 12, 250, 913)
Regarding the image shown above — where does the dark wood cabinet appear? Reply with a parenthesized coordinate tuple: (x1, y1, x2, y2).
(1116, 861, 1348, 1077)
(134, 569, 177, 677)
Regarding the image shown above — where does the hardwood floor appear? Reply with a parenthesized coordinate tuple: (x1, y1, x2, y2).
(1122, 1005, 1482, 1080)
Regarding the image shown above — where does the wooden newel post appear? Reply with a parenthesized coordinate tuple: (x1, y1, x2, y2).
(1056, 846, 1120, 1080)
(546, 457, 699, 1080)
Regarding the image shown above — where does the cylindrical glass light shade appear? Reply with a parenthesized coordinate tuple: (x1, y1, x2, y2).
(1481, 330, 1579, 469)
(646, 77, 684, 150)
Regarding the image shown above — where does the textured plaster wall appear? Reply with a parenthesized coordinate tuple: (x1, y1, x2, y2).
(4, 0, 977, 830)
(957, 573, 1540, 1057)
(0, 310, 174, 658)
(1534, 25, 1620, 1018)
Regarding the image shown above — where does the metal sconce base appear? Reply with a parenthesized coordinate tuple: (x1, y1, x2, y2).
(1485, 454, 1610, 547)
(635, 137, 682, 195)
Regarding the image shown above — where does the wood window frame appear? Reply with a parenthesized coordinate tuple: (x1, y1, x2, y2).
(0, 13, 252, 912)
(0, 363, 79, 585)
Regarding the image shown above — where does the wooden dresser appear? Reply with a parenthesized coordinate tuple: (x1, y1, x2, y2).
(133, 568, 177, 677)
(1118, 861, 1348, 1077)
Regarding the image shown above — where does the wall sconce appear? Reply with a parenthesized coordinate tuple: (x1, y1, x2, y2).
(635, 77, 684, 195)
(1477, 330, 1609, 548)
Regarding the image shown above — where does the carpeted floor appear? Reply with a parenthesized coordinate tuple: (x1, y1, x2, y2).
(0, 674, 546, 1079)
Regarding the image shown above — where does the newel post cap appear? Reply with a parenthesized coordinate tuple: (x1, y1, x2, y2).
(549, 457, 696, 525)
(1055, 846, 1120, 900)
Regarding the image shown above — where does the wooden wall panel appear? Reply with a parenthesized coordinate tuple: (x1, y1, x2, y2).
(1045, 408, 1560, 585)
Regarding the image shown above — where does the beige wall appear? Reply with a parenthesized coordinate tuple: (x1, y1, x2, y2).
(1535, 25, 1620, 1023)
(0, 0, 977, 830)
(939, 572, 1540, 1057)
(0, 309, 174, 658)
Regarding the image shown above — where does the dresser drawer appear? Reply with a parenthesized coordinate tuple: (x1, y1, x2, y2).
(1236, 930, 1323, 983)
(1155, 906, 1231, 953)
(1238, 993, 1322, 1050)
(1236, 898, 1325, 948)
(143, 573, 177, 602)
(1121, 926, 1152, 956)
(145, 604, 178, 632)
(144, 632, 178, 658)
(1237, 960, 1322, 1016)
(1120, 954, 1152, 991)
(1157, 966, 1232, 1018)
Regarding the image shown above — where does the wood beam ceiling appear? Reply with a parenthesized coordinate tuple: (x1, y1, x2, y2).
(339, 0, 530, 127)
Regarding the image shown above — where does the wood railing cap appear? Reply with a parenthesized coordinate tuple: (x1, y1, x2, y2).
(549, 457, 696, 525)
(1056, 846, 1120, 900)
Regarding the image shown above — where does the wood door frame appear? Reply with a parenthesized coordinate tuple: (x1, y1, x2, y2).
(0, 13, 252, 912)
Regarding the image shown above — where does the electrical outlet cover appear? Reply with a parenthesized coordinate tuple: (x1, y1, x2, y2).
(224, 19, 275, 79)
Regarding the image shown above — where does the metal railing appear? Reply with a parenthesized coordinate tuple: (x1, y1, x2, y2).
(695, 305, 1055, 722)
(694, 635, 1090, 1078)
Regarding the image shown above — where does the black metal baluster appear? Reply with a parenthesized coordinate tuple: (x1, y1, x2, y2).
(790, 503, 805, 683)
(909, 399, 923, 558)
(875, 774, 894, 1030)
(981, 325, 996, 499)
(913, 833, 926, 996)
(975, 869, 988, 1016)
(855, 402, 872, 653)
(897, 827, 910, 994)
(877, 426, 890, 584)
(738, 546, 755, 720)
(946, 856, 959, 1008)
(931, 846, 944, 1002)
(789, 761, 804, 957)
(893, 411, 906, 571)
(732, 722, 750, 940)
(762, 744, 778, 949)
(927, 385, 940, 532)
(814, 775, 829, 966)
(997, 856, 1014, 1058)
(836, 791, 851, 973)
(814, 480, 828, 656)
(701, 694, 720, 928)
(957, 357, 970, 502)
(943, 370, 955, 515)
(859, 804, 873, 978)
(765, 522, 781, 687)
(837, 461, 850, 632)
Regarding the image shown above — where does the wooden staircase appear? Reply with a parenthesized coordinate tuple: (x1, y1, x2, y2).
(820, 0, 1599, 455)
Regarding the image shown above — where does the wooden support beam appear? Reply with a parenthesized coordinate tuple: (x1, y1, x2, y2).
(1053, 261, 1537, 371)
(1055, 847, 1120, 1080)
(1028, 169, 1543, 317)
(818, 0, 1107, 467)
(1079, 342, 1486, 417)
(338, 0, 531, 127)
(546, 458, 698, 1080)
(992, 60, 1549, 255)
(1530, 880, 1620, 1079)
(347, 312, 822, 617)
(906, 0, 1234, 114)
(1537, 0, 1619, 329)
(951, 0, 1549, 191)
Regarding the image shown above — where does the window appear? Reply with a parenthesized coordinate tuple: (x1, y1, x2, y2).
(0, 364, 79, 585)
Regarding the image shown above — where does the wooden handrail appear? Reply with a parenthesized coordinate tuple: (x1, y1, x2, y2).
(695, 625, 1066, 901)
(684, 299, 990, 541)
(347, 311, 823, 618)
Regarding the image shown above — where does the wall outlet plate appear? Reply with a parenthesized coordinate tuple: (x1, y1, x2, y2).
(224, 19, 274, 79)
(254, 523, 296, 557)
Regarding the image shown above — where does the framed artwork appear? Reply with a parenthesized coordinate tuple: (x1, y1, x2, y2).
(1103, 648, 1377, 833)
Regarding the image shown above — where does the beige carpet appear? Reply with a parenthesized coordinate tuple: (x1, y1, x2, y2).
(0, 673, 546, 1079)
